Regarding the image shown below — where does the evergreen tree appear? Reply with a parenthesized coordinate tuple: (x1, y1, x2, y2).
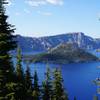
(16, 47, 24, 82)
(0, 0, 16, 98)
(15, 47, 25, 100)
(25, 65, 32, 90)
(53, 68, 68, 100)
(32, 70, 40, 100)
(25, 65, 33, 100)
(42, 67, 53, 100)
(5, 82, 17, 99)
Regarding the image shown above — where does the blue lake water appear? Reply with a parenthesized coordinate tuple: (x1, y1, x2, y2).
(13, 51, 100, 100)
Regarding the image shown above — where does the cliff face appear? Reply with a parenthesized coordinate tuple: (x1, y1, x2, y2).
(16, 32, 100, 52)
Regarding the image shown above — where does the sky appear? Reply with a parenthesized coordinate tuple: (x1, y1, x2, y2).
(6, 0, 100, 38)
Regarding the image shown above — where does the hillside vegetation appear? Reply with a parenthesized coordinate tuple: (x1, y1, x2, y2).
(23, 43, 99, 64)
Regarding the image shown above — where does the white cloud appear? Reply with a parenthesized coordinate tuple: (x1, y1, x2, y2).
(25, 0, 46, 7)
(26, 0, 64, 7)
(47, 0, 63, 5)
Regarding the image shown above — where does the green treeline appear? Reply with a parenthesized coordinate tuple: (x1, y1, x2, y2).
(15, 47, 68, 100)
(1, 46, 69, 100)
(0, 0, 99, 100)
(0, 0, 68, 99)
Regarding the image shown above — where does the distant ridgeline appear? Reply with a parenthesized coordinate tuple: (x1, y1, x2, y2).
(23, 43, 99, 64)
(16, 32, 100, 52)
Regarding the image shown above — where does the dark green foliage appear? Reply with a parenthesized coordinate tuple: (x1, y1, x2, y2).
(15, 47, 26, 100)
(53, 68, 68, 100)
(25, 65, 33, 100)
(0, 0, 16, 53)
(5, 82, 17, 99)
(0, 0, 69, 100)
(42, 67, 53, 100)
(10, 95, 16, 100)
(16, 47, 24, 82)
(0, 0, 16, 98)
(25, 65, 32, 91)
(33, 70, 39, 91)
(32, 70, 40, 100)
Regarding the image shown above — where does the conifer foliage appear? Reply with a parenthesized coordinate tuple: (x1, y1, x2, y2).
(53, 68, 68, 100)
(16, 47, 24, 82)
(0, 0, 16, 99)
(0, 0, 69, 100)
(32, 70, 40, 100)
(25, 65, 33, 100)
(15, 47, 25, 100)
(42, 67, 52, 100)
